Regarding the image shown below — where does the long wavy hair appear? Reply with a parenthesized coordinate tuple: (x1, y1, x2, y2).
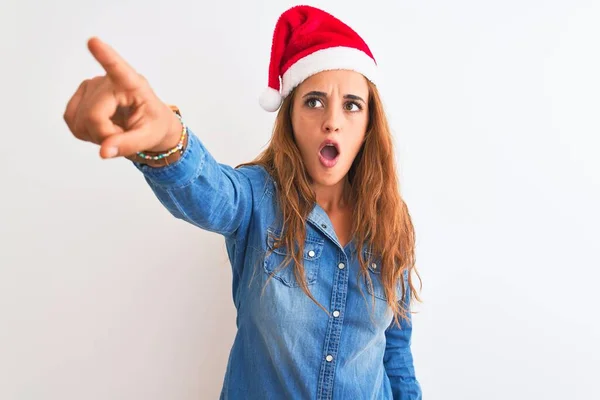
(237, 80, 422, 328)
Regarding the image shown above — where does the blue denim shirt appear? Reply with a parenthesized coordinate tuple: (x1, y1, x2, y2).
(133, 129, 422, 399)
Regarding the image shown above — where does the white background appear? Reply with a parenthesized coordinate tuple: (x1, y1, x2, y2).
(1, 0, 598, 399)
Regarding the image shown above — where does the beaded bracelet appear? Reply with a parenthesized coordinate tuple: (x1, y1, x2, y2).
(136, 112, 187, 162)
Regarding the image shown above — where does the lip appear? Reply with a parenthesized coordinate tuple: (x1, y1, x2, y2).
(318, 139, 340, 168)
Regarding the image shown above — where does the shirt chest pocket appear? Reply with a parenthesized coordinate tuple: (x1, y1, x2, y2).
(263, 228, 325, 288)
(363, 249, 404, 301)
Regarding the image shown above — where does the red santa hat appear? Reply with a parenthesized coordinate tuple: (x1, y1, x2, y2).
(259, 5, 379, 112)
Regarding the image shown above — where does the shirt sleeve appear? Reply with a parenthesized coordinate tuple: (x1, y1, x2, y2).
(131, 128, 254, 242)
(383, 272, 423, 400)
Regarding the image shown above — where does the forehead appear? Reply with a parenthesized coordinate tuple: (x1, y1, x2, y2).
(296, 70, 369, 96)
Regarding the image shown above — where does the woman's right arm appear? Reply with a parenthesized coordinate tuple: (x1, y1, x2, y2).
(63, 37, 255, 241)
(132, 126, 255, 240)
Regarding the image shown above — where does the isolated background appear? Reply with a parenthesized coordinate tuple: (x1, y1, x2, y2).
(1, 0, 598, 399)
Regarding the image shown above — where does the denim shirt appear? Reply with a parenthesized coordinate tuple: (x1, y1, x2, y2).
(133, 129, 422, 400)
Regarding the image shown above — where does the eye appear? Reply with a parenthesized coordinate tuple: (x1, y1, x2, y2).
(344, 102, 362, 112)
(305, 97, 324, 108)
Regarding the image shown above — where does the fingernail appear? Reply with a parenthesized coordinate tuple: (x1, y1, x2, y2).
(106, 147, 119, 158)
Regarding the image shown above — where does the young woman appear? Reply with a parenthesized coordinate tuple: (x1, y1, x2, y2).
(64, 5, 422, 399)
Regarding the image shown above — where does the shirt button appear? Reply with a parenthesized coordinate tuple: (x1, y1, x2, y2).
(321, 224, 327, 229)
(333, 310, 340, 318)
(371, 263, 377, 269)
(308, 250, 315, 257)
(338, 263, 345, 269)
(326, 355, 333, 362)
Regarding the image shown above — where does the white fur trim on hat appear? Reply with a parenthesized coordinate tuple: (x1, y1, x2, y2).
(281, 46, 378, 98)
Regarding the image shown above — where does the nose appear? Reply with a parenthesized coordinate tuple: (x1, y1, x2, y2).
(323, 106, 342, 133)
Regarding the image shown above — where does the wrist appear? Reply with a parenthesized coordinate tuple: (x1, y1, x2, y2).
(147, 108, 183, 153)
(130, 105, 188, 167)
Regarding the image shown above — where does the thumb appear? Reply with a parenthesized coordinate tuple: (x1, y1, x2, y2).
(99, 121, 171, 159)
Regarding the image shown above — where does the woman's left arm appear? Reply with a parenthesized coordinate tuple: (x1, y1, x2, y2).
(383, 279, 423, 400)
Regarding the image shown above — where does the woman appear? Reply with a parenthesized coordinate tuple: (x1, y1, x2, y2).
(64, 5, 422, 399)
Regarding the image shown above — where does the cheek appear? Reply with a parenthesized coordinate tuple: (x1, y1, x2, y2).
(347, 119, 368, 152)
(292, 115, 319, 152)
(348, 138, 365, 161)
(352, 120, 368, 153)
(294, 111, 320, 131)
(355, 113, 369, 132)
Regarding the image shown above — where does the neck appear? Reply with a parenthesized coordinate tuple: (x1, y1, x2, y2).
(312, 176, 352, 213)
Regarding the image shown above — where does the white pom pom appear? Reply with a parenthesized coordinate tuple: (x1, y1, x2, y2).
(259, 87, 283, 112)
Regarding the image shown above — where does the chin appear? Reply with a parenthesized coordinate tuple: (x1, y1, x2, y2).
(307, 166, 348, 187)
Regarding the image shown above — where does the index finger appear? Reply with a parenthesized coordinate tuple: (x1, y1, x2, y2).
(87, 37, 143, 91)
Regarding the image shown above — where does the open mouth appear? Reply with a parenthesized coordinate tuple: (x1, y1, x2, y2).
(320, 144, 339, 160)
(318, 142, 340, 168)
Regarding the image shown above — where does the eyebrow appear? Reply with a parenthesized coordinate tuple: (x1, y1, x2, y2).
(302, 91, 366, 104)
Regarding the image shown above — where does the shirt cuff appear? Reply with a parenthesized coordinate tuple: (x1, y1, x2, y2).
(131, 129, 205, 188)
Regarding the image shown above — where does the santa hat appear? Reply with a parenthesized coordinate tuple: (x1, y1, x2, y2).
(259, 5, 379, 112)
